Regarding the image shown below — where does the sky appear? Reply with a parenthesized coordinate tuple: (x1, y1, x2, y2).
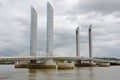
(0, 0, 120, 58)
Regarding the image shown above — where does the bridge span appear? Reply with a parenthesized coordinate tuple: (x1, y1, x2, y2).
(0, 56, 93, 61)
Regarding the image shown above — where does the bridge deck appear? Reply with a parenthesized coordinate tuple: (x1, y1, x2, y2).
(0, 56, 92, 61)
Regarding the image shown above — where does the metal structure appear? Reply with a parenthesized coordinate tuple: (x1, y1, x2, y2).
(46, 1, 54, 56)
(30, 7, 37, 56)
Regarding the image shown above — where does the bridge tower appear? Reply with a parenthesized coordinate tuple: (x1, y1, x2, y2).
(76, 27, 80, 57)
(89, 24, 92, 59)
(46, 1, 54, 56)
(30, 7, 37, 56)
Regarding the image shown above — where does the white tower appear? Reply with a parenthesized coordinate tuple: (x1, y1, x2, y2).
(46, 1, 54, 56)
(30, 7, 37, 56)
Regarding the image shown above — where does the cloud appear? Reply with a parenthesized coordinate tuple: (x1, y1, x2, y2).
(70, 0, 120, 15)
(0, 0, 120, 58)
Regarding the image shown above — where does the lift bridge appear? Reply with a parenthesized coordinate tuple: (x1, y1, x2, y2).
(0, 56, 93, 61)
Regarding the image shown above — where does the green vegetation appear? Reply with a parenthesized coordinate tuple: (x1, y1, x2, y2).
(55, 59, 76, 63)
(0, 60, 15, 64)
(56, 59, 65, 63)
(95, 57, 120, 61)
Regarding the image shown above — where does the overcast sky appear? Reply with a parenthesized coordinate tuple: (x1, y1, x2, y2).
(0, 0, 120, 58)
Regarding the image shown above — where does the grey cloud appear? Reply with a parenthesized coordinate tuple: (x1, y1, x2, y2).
(78, 0, 120, 14)
(51, 0, 120, 16)
(71, 0, 120, 15)
(55, 31, 75, 47)
(95, 45, 120, 58)
(0, 2, 2, 7)
(1, 0, 120, 58)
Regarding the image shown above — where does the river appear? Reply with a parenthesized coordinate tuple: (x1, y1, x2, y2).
(0, 65, 120, 80)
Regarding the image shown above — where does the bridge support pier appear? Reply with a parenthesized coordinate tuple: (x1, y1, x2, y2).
(75, 60, 96, 67)
(30, 60, 37, 63)
(27, 59, 57, 69)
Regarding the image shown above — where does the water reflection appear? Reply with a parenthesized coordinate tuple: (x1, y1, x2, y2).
(39, 69, 57, 80)
(75, 67, 81, 80)
(28, 69, 57, 80)
(89, 67, 94, 80)
(74, 67, 94, 80)
(28, 68, 94, 80)
(57, 69, 75, 80)
(29, 69, 37, 80)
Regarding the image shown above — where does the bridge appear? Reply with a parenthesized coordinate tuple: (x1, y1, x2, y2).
(0, 56, 111, 64)
(0, 2, 112, 68)
(0, 56, 92, 61)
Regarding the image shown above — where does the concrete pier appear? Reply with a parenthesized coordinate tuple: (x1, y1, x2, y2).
(97, 62, 110, 67)
(27, 63, 56, 69)
(27, 59, 57, 69)
(14, 63, 28, 68)
(57, 63, 74, 69)
(75, 60, 96, 67)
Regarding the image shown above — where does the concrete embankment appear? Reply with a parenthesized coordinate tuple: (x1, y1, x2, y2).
(14, 63, 56, 69)
(14, 62, 74, 69)
(14, 63, 28, 68)
(27, 63, 56, 69)
(57, 63, 74, 69)
(97, 62, 110, 67)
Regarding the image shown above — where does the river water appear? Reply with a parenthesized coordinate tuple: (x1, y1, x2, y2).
(0, 65, 120, 80)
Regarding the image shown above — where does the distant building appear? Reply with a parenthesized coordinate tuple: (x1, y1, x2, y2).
(30, 7, 37, 56)
(46, 1, 54, 56)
